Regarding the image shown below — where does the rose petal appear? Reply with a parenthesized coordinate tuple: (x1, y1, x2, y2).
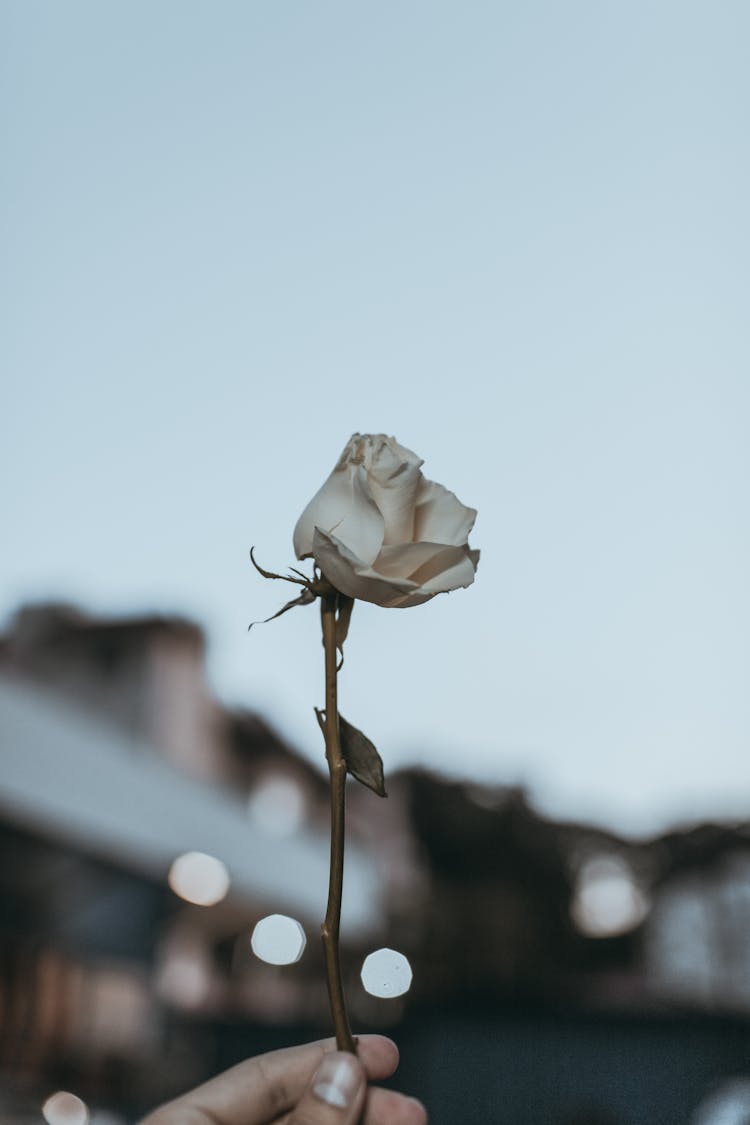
(414, 546, 480, 594)
(383, 557, 478, 608)
(388, 548, 479, 607)
(413, 478, 477, 547)
(377, 541, 479, 593)
(312, 528, 421, 608)
(293, 460, 354, 558)
(294, 461, 385, 565)
(361, 435, 424, 546)
(391, 590, 438, 609)
(373, 541, 455, 580)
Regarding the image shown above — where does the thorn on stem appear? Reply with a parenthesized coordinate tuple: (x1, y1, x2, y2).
(314, 706, 327, 736)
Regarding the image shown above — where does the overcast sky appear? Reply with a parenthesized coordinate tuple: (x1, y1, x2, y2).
(2, 1, 748, 835)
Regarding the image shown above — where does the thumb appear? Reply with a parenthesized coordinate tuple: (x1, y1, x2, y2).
(287, 1051, 366, 1125)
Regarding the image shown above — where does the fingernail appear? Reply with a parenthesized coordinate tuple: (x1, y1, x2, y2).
(312, 1052, 361, 1109)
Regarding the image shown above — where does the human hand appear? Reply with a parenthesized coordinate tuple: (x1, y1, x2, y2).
(140, 1034, 427, 1124)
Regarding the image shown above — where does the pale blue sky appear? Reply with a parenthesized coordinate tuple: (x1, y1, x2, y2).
(2, 1, 748, 833)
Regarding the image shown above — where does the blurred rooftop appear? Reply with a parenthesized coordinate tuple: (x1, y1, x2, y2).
(1, 601, 749, 1124)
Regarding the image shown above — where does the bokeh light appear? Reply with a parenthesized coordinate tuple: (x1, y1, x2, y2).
(167, 851, 230, 906)
(156, 949, 213, 1009)
(248, 775, 306, 837)
(692, 1077, 750, 1125)
(250, 914, 307, 965)
(361, 948, 413, 998)
(42, 1092, 89, 1125)
(571, 854, 650, 938)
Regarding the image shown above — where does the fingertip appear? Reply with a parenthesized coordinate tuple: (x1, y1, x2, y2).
(355, 1034, 400, 1079)
(407, 1094, 429, 1123)
(358, 1033, 398, 1056)
(364, 1087, 428, 1125)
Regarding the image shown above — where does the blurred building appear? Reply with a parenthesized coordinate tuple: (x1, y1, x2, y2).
(0, 604, 380, 1120)
(644, 824, 750, 1011)
(1, 603, 749, 1125)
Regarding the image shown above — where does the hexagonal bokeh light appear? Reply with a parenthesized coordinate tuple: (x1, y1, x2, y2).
(251, 914, 307, 965)
(167, 851, 230, 906)
(361, 948, 413, 998)
(42, 1092, 89, 1125)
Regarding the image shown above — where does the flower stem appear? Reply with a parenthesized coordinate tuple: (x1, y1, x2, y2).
(319, 592, 357, 1054)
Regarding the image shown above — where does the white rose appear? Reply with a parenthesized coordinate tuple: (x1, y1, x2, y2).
(293, 433, 479, 608)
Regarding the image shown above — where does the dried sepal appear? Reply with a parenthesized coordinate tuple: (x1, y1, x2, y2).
(335, 594, 354, 671)
(250, 546, 310, 587)
(248, 587, 316, 631)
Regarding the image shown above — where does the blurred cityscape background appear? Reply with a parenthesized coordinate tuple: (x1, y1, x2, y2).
(3, 1, 749, 1122)
(1, 602, 749, 1124)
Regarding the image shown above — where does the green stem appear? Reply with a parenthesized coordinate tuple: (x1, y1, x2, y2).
(319, 592, 357, 1053)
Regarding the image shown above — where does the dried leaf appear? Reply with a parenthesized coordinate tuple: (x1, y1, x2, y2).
(339, 713, 387, 798)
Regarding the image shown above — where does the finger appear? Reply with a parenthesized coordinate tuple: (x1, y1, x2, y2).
(140, 1035, 399, 1125)
(287, 1051, 365, 1124)
(277, 1084, 428, 1125)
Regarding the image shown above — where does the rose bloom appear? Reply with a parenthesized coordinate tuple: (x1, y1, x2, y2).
(293, 433, 479, 608)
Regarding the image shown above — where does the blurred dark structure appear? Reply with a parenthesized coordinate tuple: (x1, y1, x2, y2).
(1, 603, 749, 1124)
